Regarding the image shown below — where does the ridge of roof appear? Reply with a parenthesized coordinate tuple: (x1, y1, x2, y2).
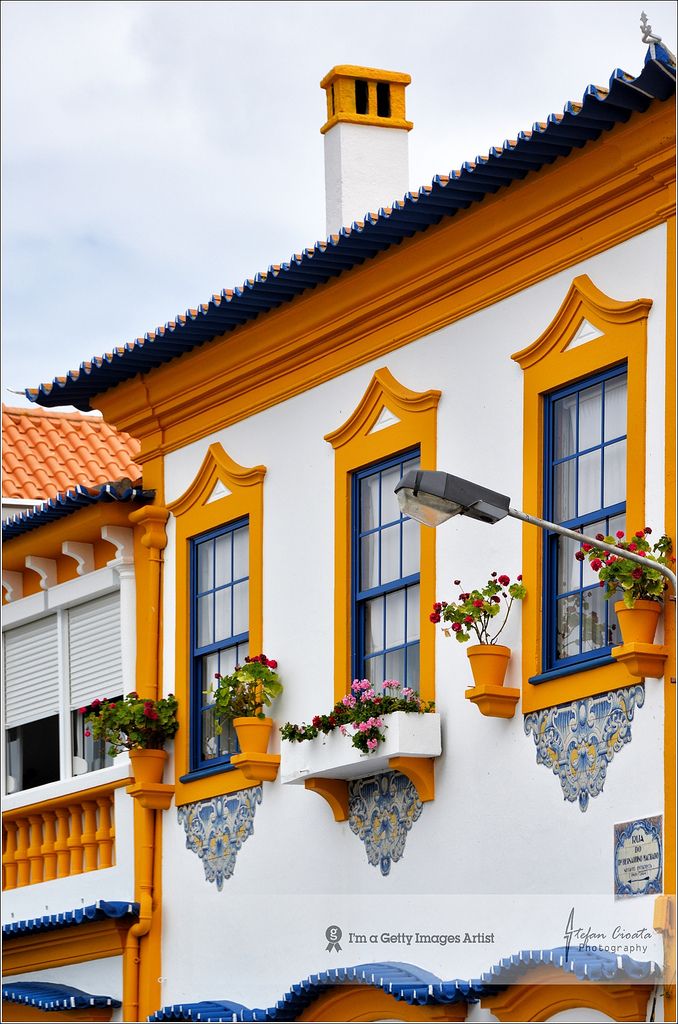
(26, 51, 676, 412)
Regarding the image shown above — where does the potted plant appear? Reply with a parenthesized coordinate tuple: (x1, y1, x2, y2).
(431, 573, 526, 688)
(212, 655, 282, 753)
(84, 692, 179, 784)
(576, 528, 673, 644)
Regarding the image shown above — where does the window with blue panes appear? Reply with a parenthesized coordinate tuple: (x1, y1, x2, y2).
(353, 452, 421, 690)
(191, 519, 249, 770)
(544, 366, 627, 670)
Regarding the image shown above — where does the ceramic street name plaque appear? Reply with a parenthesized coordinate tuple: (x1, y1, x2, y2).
(614, 815, 663, 898)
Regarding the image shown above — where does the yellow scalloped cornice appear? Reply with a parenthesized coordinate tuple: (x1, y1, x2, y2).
(511, 274, 653, 369)
(324, 367, 440, 450)
(167, 443, 266, 518)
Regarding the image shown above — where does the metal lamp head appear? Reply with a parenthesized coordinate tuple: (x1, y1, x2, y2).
(395, 470, 511, 526)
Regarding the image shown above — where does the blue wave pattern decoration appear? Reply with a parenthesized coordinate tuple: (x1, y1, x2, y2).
(348, 770, 423, 875)
(2, 900, 139, 938)
(148, 950, 662, 1020)
(2, 982, 121, 1011)
(2, 482, 154, 541)
(25, 53, 675, 412)
(524, 685, 645, 811)
(177, 788, 263, 890)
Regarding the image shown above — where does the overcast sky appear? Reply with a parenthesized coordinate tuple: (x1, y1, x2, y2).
(2, 1, 676, 411)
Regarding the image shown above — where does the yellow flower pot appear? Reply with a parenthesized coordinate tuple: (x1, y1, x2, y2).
(233, 717, 274, 754)
(614, 599, 662, 645)
(466, 644, 511, 688)
(129, 748, 168, 785)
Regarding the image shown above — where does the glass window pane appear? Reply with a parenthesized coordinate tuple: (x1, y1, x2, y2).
(401, 517, 420, 577)
(197, 594, 213, 648)
(556, 535, 580, 594)
(233, 526, 249, 581)
(214, 588, 232, 643)
(380, 466, 402, 525)
(403, 455, 420, 476)
(360, 533, 379, 591)
(607, 601, 621, 648)
(364, 596, 384, 655)
(380, 523, 400, 584)
(202, 653, 219, 701)
(578, 450, 601, 516)
(581, 520, 606, 587)
(232, 581, 249, 637)
(215, 533, 231, 586)
(609, 512, 626, 539)
(364, 655, 382, 687)
(217, 645, 240, 677)
(582, 586, 606, 652)
(604, 439, 626, 508)
(6, 716, 60, 793)
(197, 540, 213, 592)
(201, 708, 219, 761)
(604, 374, 627, 441)
(556, 595, 580, 661)
(554, 459, 576, 521)
(360, 474, 380, 532)
(579, 383, 602, 450)
(406, 642, 420, 691)
(385, 648, 405, 684)
(406, 585, 420, 642)
(554, 393, 577, 459)
(385, 590, 406, 648)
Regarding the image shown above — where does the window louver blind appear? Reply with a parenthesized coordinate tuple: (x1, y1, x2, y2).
(4, 616, 60, 728)
(68, 593, 123, 708)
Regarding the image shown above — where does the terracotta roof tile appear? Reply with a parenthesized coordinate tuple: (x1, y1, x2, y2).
(2, 405, 142, 501)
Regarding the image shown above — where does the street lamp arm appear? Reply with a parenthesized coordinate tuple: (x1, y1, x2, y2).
(507, 507, 677, 593)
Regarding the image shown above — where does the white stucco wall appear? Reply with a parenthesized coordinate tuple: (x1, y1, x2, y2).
(157, 225, 668, 1011)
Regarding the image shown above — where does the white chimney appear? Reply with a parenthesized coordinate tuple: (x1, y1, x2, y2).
(320, 66, 412, 236)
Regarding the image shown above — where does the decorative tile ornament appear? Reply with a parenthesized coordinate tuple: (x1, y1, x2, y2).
(348, 771, 423, 875)
(614, 815, 663, 897)
(524, 685, 645, 812)
(177, 787, 262, 889)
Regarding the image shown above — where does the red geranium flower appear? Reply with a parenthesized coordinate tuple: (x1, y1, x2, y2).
(498, 574, 510, 586)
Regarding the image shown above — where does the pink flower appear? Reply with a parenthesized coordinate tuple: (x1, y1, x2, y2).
(367, 738, 378, 752)
(339, 726, 348, 736)
(84, 729, 91, 737)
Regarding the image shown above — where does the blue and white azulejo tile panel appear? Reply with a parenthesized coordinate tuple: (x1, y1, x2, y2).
(177, 787, 263, 890)
(348, 770, 423, 875)
(524, 685, 645, 812)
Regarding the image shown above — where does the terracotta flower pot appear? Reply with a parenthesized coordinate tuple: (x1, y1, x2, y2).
(129, 748, 168, 785)
(466, 644, 511, 688)
(614, 599, 662, 645)
(233, 717, 273, 754)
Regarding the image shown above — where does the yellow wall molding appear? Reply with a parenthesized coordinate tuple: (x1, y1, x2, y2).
(169, 443, 267, 806)
(2, 919, 128, 975)
(296, 984, 465, 1021)
(481, 971, 652, 1022)
(93, 100, 675, 459)
(513, 276, 652, 714)
(324, 367, 439, 703)
(2, 1003, 113, 1022)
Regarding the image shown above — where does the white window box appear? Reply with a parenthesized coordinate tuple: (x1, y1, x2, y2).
(280, 712, 441, 785)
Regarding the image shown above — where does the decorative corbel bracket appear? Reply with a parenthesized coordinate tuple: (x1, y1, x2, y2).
(2, 571, 23, 602)
(611, 642, 669, 679)
(126, 781, 175, 811)
(128, 506, 169, 553)
(465, 684, 521, 718)
(388, 756, 435, 802)
(304, 778, 350, 822)
(61, 541, 94, 576)
(230, 752, 280, 784)
(25, 556, 57, 590)
(101, 525, 135, 564)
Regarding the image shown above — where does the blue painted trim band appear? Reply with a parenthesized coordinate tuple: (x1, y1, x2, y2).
(528, 655, 616, 685)
(2, 900, 139, 938)
(2, 982, 122, 1011)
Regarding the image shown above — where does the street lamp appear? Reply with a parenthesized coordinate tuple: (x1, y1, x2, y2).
(394, 469, 677, 592)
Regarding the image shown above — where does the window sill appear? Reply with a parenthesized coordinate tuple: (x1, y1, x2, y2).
(528, 655, 616, 685)
(175, 761, 261, 807)
(522, 657, 636, 715)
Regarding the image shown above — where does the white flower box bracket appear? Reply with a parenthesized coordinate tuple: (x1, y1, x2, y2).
(280, 712, 442, 822)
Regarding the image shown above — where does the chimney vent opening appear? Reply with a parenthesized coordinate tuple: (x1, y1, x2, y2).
(376, 82, 391, 118)
(355, 79, 369, 115)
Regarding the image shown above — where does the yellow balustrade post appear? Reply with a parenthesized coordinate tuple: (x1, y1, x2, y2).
(128, 506, 169, 703)
(54, 807, 71, 877)
(3, 820, 18, 890)
(82, 800, 99, 872)
(15, 819, 30, 887)
(96, 795, 114, 868)
(27, 815, 44, 884)
(41, 811, 58, 881)
(67, 803, 84, 875)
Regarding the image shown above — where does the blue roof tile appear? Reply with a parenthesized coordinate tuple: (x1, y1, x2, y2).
(2, 483, 154, 542)
(2, 900, 139, 937)
(2, 982, 121, 1012)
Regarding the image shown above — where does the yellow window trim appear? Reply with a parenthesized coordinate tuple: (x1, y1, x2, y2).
(512, 274, 652, 714)
(167, 442, 266, 806)
(324, 367, 440, 704)
(297, 984, 464, 1021)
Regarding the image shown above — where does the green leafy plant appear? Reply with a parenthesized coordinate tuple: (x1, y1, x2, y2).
(431, 572, 526, 644)
(84, 692, 179, 756)
(280, 679, 434, 755)
(576, 527, 673, 608)
(212, 655, 282, 731)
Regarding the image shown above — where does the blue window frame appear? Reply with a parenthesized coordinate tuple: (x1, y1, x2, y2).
(190, 518, 249, 772)
(543, 366, 627, 671)
(352, 451, 421, 689)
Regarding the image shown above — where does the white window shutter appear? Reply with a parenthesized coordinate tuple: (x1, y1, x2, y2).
(3, 615, 60, 727)
(68, 592, 123, 708)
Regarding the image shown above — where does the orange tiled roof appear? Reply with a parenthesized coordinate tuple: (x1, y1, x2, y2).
(2, 405, 142, 501)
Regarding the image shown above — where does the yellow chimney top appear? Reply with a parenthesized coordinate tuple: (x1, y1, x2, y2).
(319, 65, 413, 135)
